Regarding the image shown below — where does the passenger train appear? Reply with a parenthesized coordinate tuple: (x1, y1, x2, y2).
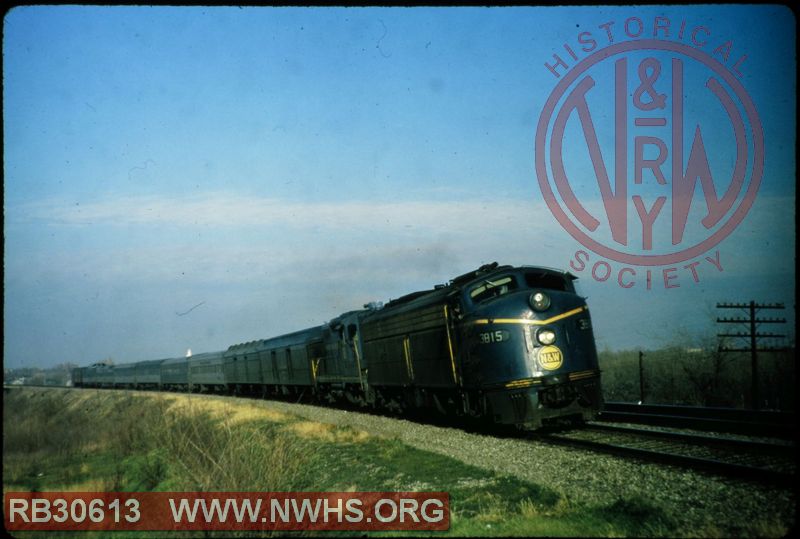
(73, 263, 602, 429)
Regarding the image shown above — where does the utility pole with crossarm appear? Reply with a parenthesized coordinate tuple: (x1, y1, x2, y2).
(716, 301, 786, 410)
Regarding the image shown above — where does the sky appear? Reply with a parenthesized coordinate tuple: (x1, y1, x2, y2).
(3, 5, 796, 368)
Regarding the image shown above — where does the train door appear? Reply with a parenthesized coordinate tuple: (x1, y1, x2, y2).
(286, 348, 293, 382)
(307, 339, 325, 386)
(342, 323, 361, 379)
(236, 355, 247, 384)
(342, 313, 367, 389)
(444, 292, 464, 387)
(271, 350, 279, 382)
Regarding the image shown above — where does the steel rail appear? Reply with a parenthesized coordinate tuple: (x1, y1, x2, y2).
(535, 426, 795, 487)
(588, 423, 794, 456)
(598, 402, 795, 438)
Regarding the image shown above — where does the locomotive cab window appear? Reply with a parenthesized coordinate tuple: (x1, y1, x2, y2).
(469, 275, 518, 303)
(524, 272, 574, 293)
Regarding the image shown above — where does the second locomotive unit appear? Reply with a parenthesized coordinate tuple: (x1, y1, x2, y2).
(74, 262, 602, 430)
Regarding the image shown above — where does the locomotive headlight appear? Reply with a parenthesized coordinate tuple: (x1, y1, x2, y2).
(536, 328, 557, 345)
(530, 291, 551, 311)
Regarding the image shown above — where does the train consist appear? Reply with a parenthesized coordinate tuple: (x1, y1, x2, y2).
(73, 263, 602, 429)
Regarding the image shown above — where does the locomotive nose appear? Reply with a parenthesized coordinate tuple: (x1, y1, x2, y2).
(519, 302, 591, 377)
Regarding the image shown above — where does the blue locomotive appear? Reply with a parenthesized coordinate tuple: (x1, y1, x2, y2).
(73, 263, 602, 429)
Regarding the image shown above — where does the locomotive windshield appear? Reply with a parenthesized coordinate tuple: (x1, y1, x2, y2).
(524, 271, 574, 293)
(468, 271, 575, 304)
(469, 275, 518, 303)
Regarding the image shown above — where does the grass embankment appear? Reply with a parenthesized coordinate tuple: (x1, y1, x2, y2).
(0, 387, 758, 537)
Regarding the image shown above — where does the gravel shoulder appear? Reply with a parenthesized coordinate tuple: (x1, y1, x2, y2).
(216, 394, 795, 532)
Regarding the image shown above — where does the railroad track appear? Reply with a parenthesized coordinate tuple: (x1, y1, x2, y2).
(11, 386, 797, 487)
(598, 401, 796, 438)
(535, 423, 795, 486)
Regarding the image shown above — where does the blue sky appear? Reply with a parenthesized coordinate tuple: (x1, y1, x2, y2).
(4, 6, 795, 368)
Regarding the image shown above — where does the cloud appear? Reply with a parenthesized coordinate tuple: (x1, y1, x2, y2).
(8, 191, 792, 287)
(12, 191, 555, 234)
(6, 192, 580, 288)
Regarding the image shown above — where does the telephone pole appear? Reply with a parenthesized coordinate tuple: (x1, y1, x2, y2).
(716, 301, 786, 410)
(638, 350, 645, 404)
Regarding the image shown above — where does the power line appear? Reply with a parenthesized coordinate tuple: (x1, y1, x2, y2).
(716, 301, 788, 410)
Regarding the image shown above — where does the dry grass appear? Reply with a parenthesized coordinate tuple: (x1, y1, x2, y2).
(157, 393, 291, 424)
(3, 388, 313, 493)
(285, 420, 370, 443)
(157, 406, 307, 491)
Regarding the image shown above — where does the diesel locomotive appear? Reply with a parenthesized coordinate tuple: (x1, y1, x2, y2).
(73, 263, 602, 429)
